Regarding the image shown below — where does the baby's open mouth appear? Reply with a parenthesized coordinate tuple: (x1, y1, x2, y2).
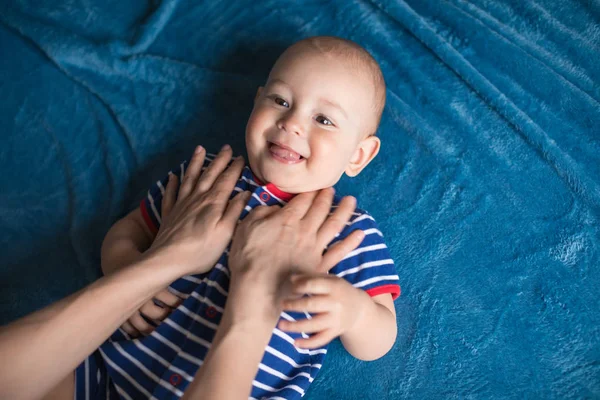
(268, 142, 305, 163)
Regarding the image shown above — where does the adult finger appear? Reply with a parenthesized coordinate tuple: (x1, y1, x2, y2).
(221, 191, 252, 228)
(121, 321, 141, 338)
(302, 187, 335, 231)
(282, 295, 332, 314)
(209, 156, 246, 199)
(154, 289, 183, 308)
(294, 329, 336, 349)
(244, 204, 280, 222)
(318, 230, 365, 273)
(178, 146, 205, 200)
(316, 195, 357, 249)
(279, 191, 319, 223)
(195, 144, 233, 193)
(278, 314, 331, 334)
(161, 174, 179, 219)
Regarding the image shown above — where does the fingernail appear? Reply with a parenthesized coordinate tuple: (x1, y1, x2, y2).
(221, 144, 231, 151)
(195, 145, 204, 154)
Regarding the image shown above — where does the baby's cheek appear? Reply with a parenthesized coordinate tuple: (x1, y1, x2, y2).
(307, 154, 346, 188)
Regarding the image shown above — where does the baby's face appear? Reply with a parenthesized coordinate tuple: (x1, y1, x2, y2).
(245, 47, 378, 193)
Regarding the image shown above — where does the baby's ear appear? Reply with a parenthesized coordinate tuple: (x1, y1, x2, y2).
(254, 87, 263, 103)
(345, 135, 380, 177)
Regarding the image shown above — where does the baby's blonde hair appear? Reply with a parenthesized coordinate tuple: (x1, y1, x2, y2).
(280, 36, 386, 136)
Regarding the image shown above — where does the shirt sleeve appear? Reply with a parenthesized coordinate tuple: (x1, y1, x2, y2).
(328, 211, 401, 300)
(139, 160, 195, 234)
(139, 154, 229, 233)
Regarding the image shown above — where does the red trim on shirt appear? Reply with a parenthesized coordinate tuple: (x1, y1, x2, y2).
(366, 284, 401, 300)
(251, 171, 265, 185)
(140, 199, 158, 234)
(265, 183, 295, 202)
(249, 169, 295, 202)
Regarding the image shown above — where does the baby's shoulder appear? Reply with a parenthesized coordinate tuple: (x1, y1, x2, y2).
(330, 196, 383, 240)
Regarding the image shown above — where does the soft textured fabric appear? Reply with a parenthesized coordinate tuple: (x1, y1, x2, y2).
(80, 158, 399, 400)
(0, 0, 598, 399)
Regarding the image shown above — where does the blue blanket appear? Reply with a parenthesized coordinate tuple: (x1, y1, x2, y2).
(1, 0, 598, 398)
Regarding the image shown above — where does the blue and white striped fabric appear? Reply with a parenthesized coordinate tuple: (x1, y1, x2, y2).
(75, 154, 400, 400)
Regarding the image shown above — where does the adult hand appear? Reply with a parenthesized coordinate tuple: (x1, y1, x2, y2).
(227, 188, 365, 322)
(183, 188, 365, 400)
(148, 144, 251, 276)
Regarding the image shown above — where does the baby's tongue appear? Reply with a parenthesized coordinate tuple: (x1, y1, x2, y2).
(270, 143, 301, 161)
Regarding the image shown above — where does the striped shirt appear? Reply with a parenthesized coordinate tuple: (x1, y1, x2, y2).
(86, 155, 400, 400)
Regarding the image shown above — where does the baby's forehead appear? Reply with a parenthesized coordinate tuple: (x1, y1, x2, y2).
(285, 42, 374, 76)
(271, 48, 374, 93)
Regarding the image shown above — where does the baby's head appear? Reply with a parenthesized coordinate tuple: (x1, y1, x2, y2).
(245, 36, 386, 193)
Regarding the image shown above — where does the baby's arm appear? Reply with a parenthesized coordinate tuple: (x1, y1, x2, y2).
(279, 276, 397, 361)
(101, 208, 155, 275)
(279, 211, 400, 360)
(340, 292, 397, 360)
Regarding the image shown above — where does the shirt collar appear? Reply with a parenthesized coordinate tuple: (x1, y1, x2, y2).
(246, 166, 295, 202)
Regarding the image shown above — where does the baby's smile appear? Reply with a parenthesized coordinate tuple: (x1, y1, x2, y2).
(267, 141, 306, 164)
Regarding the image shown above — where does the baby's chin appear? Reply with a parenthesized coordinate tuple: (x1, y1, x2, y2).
(250, 163, 305, 193)
(248, 155, 336, 193)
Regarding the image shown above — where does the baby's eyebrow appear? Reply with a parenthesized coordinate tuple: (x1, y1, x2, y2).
(266, 78, 289, 88)
(320, 98, 348, 119)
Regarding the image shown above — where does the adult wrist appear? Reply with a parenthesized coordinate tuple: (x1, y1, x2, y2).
(134, 245, 193, 281)
(226, 275, 284, 326)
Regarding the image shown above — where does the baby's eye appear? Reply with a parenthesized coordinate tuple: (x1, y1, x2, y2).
(274, 97, 289, 108)
(316, 115, 334, 126)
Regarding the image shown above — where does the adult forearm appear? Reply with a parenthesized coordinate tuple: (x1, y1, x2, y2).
(182, 271, 283, 400)
(0, 249, 185, 400)
(182, 315, 275, 400)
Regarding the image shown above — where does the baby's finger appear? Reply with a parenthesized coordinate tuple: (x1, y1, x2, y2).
(278, 314, 331, 334)
(282, 295, 332, 314)
(294, 329, 336, 349)
(120, 320, 141, 338)
(178, 146, 205, 200)
(290, 275, 334, 296)
(139, 300, 171, 322)
(154, 290, 183, 308)
(129, 312, 155, 335)
(161, 174, 179, 219)
(221, 191, 252, 228)
(195, 144, 234, 193)
(316, 195, 357, 249)
(319, 230, 365, 273)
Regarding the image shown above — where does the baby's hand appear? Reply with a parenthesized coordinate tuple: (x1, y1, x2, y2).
(278, 274, 370, 349)
(121, 289, 182, 337)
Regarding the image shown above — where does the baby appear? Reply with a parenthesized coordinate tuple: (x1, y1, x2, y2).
(79, 36, 400, 399)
